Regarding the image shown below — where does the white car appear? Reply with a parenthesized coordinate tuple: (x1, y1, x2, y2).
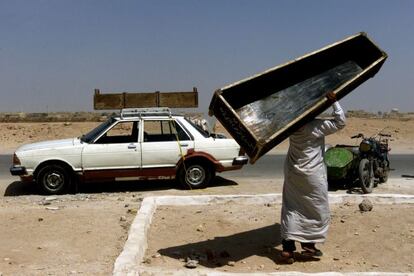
(10, 108, 248, 194)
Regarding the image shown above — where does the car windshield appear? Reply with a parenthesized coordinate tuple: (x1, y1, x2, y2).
(80, 117, 115, 143)
(184, 118, 210, 138)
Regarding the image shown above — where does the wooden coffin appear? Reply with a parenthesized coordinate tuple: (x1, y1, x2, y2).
(209, 32, 387, 163)
(94, 87, 198, 110)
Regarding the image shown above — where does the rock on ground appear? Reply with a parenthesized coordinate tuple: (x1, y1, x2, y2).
(359, 199, 373, 212)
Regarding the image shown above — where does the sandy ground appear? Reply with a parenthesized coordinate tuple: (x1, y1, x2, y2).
(0, 193, 141, 275)
(0, 117, 413, 275)
(145, 202, 414, 273)
(0, 122, 95, 153)
(0, 117, 413, 154)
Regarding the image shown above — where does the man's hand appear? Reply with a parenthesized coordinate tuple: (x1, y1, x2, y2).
(326, 92, 337, 103)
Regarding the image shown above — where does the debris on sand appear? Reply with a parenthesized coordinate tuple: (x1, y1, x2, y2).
(185, 259, 198, 269)
(127, 209, 137, 215)
(142, 258, 151, 264)
(44, 196, 58, 202)
(152, 253, 161, 258)
(196, 224, 204, 232)
(359, 199, 373, 212)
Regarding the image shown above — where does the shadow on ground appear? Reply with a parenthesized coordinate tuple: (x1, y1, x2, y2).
(328, 179, 365, 194)
(4, 181, 38, 196)
(158, 224, 319, 267)
(328, 179, 388, 194)
(3, 176, 238, 196)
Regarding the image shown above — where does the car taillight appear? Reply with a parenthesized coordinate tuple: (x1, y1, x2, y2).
(12, 153, 21, 165)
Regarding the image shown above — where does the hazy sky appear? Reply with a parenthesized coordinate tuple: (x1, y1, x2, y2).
(0, 0, 413, 113)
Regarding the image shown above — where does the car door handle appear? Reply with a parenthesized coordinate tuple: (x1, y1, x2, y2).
(180, 143, 188, 147)
(128, 144, 137, 149)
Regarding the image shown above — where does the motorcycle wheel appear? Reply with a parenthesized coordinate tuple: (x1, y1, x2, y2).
(379, 161, 390, 183)
(358, 158, 374, 194)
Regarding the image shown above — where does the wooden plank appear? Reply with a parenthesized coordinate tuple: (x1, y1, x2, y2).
(124, 93, 157, 108)
(159, 91, 198, 108)
(93, 88, 198, 109)
(94, 90, 124, 110)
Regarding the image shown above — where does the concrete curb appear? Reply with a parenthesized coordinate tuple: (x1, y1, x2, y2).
(113, 197, 157, 275)
(121, 267, 412, 276)
(113, 193, 414, 276)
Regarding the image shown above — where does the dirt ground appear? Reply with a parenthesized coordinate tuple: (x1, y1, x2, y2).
(145, 202, 414, 273)
(0, 117, 413, 153)
(0, 193, 141, 275)
(0, 117, 413, 275)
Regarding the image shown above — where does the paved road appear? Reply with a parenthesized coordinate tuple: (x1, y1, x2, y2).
(224, 153, 414, 180)
(0, 155, 12, 180)
(1, 153, 413, 196)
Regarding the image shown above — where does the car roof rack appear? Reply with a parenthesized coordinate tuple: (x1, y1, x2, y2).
(120, 107, 172, 118)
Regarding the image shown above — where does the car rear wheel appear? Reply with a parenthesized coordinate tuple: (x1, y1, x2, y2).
(178, 162, 213, 189)
(37, 164, 71, 195)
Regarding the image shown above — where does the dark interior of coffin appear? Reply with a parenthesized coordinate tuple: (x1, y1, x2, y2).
(220, 35, 385, 142)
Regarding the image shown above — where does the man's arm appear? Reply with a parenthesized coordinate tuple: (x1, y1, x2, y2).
(310, 92, 346, 137)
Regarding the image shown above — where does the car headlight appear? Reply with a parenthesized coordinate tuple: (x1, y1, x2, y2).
(359, 141, 371, 153)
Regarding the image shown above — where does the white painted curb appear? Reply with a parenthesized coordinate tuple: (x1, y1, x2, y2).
(113, 197, 157, 276)
(113, 193, 414, 276)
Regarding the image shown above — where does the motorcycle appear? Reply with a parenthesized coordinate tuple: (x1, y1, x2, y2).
(325, 131, 391, 193)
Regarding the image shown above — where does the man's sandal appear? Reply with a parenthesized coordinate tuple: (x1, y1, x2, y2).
(280, 251, 295, 264)
(301, 244, 323, 257)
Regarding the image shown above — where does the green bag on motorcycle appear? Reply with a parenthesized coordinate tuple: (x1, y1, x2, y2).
(325, 147, 355, 180)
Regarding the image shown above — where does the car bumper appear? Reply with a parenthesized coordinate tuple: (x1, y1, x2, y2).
(232, 156, 248, 166)
(10, 166, 27, 176)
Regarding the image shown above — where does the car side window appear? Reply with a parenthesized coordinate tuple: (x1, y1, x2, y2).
(144, 120, 190, 142)
(174, 121, 191, 141)
(95, 121, 138, 144)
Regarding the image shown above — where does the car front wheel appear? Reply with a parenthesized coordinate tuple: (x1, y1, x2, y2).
(37, 164, 71, 195)
(178, 162, 213, 189)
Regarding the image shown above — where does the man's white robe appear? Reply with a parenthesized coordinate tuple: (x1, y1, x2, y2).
(281, 102, 346, 243)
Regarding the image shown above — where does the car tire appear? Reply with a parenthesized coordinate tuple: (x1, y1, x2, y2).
(178, 161, 213, 189)
(37, 164, 71, 195)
